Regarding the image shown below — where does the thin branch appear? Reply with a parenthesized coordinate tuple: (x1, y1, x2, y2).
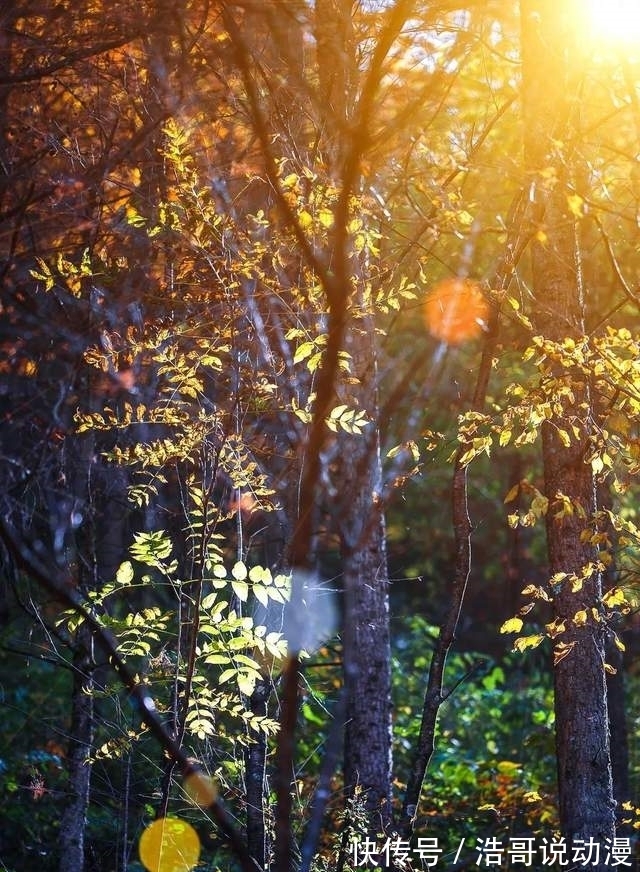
(593, 214, 640, 309)
(0, 519, 257, 872)
(397, 189, 531, 838)
(0, 34, 147, 86)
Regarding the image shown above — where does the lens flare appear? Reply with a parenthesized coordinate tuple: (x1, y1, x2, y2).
(139, 817, 201, 872)
(424, 277, 488, 345)
(252, 570, 337, 658)
(184, 771, 218, 808)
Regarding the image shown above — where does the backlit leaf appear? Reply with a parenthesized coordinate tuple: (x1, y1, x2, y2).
(500, 617, 523, 634)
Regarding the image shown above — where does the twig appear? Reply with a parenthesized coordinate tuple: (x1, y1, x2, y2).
(0, 518, 257, 872)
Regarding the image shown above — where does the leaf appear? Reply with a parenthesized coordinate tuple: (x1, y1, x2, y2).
(318, 208, 334, 228)
(513, 634, 545, 653)
(603, 587, 626, 608)
(116, 561, 134, 585)
(553, 641, 576, 665)
(504, 483, 520, 504)
(201, 593, 218, 611)
(499, 428, 512, 447)
(500, 617, 523, 634)
(293, 341, 314, 364)
(545, 619, 566, 638)
(231, 580, 249, 602)
(237, 673, 257, 695)
(203, 654, 230, 666)
(249, 565, 271, 584)
(232, 561, 247, 581)
(570, 575, 584, 593)
(496, 760, 521, 775)
(573, 609, 588, 627)
(253, 585, 269, 608)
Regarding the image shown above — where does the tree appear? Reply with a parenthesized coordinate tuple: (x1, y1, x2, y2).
(520, 0, 616, 852)
(4, 3, 640, 871)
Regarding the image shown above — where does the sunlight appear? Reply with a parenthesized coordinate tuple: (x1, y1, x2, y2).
(583, 0, 640, 46)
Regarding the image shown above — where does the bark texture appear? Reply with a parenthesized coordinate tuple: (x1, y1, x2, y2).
(58, 637, 94, 872)
(521, 0, 615, 855)
(338, 315, 393, 829)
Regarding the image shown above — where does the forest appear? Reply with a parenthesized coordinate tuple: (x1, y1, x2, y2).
(1, 1, 640, 870)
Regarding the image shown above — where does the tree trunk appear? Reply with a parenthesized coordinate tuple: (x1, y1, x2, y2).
(315, 0, 393, 834)
(244, 680, 270, 869)
(58, 633, 94, 872)
(337, 314, 393, 831)
(521, 0, 615, 854)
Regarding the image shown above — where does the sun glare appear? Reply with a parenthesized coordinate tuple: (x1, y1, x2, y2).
(583, 0, 640, 47)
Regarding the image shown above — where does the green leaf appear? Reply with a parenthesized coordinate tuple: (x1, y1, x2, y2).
(203, 654, 230, 665)
(237, 673, 256, 695)
(232, 580, 249, 602)
(232, 561, 247, 581)
(293, 341, 315, 364)
(253, 585, 269, 607)
(201, 593, 218, 611)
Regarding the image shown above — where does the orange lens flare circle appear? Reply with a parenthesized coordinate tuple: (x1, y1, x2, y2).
(184, 772, 218, 807)
(423, 277, 488, 345)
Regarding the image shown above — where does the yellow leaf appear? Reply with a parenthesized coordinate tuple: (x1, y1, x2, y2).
(504, 483, 520, 504)
(457, 209, 474, 226)
(513, 634, 544, 653)
(570, 575, 584, 593)
(298, 210, 313, 229)
(573, 609, 587, 627)
(603, 588, 626, 608)
(550, 572, 567, 584)
(604, 663, 617, 675)
(497, 760, 521, 775)
(545, 619, 566, 638)
(553, 640, 576, 665)
(500, 617, 523, 634)
(499, 428, 512, 448)
(318, 208, 334, 228)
